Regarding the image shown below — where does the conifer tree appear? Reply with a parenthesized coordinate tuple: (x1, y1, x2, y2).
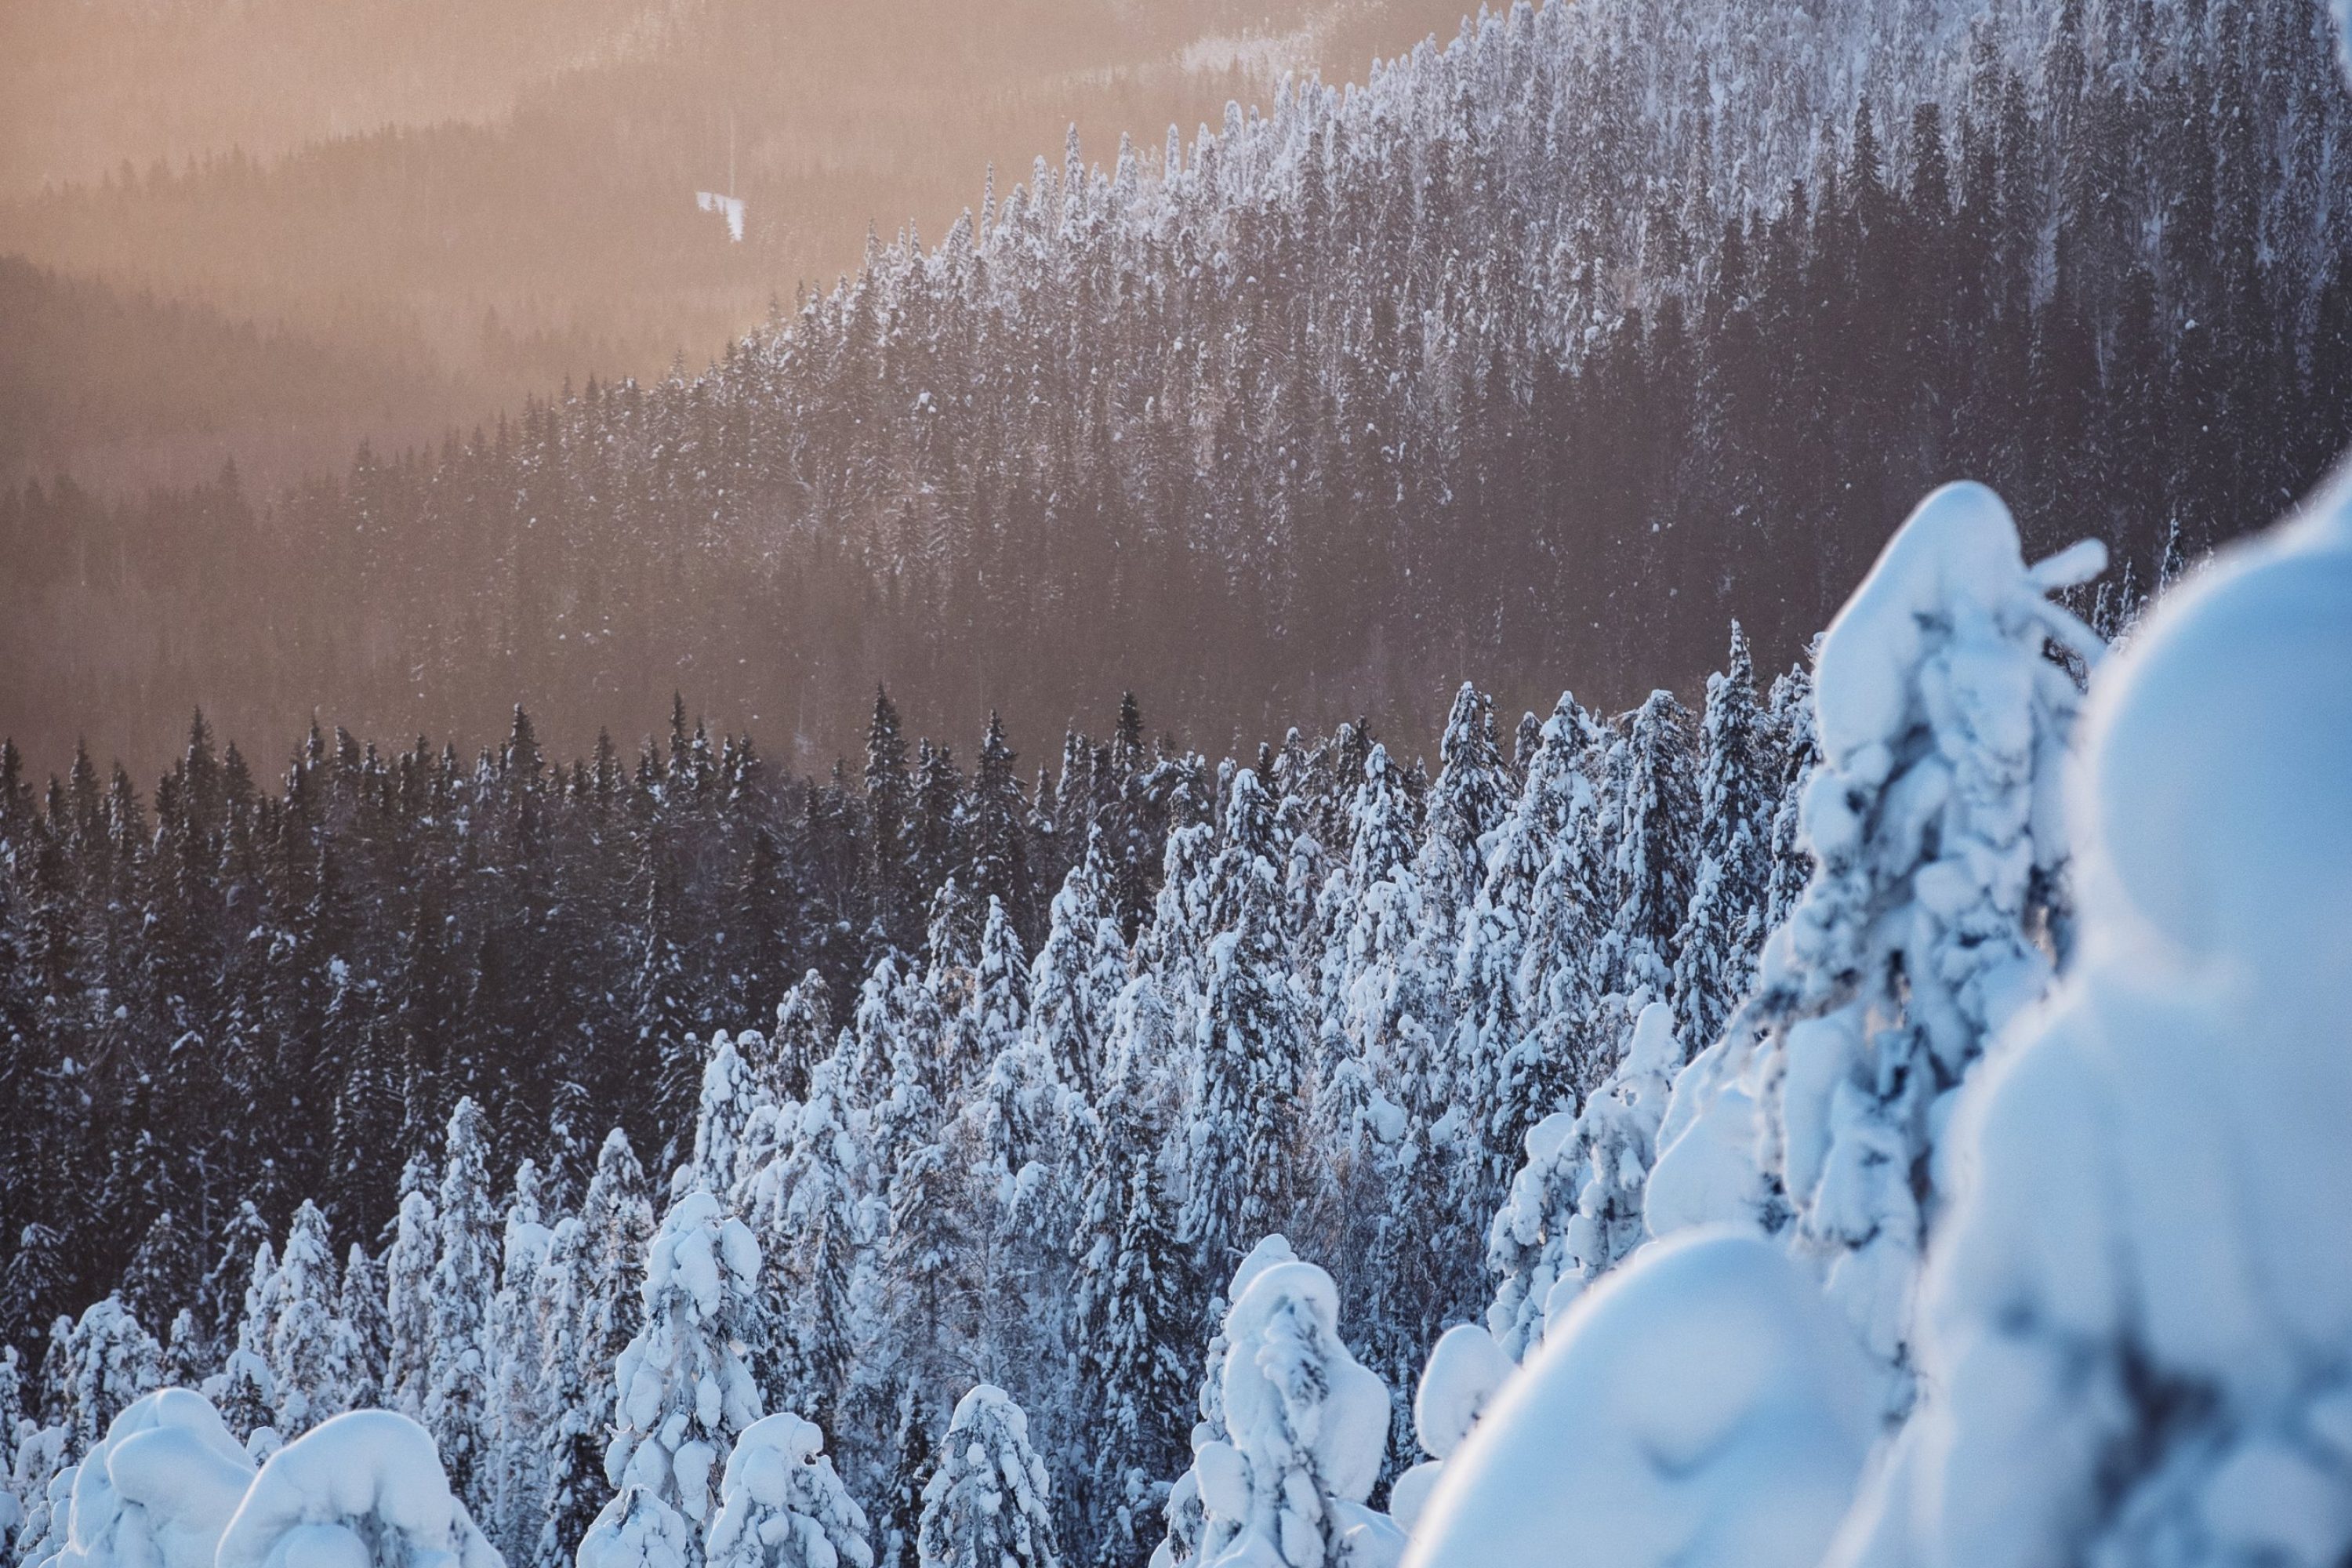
(382, 1185, 438, 1419)
(426, 1097, 499, 1514)
(335, 1243, 390, 1412)
(606, 1189, 768, 1536)
(267, 1200, 344, 1436)
(916, 1386, 1060, 1568)
(706, 1411, 876, 1568)
(1670, 626, 1773, 1047)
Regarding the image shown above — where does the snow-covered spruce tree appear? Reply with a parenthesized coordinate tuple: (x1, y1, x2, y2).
(1449, 693, 1603, 1221)
(1065, 1075, 1192, 1567)
(267, 1200, 344, 1436)
(492, 1160, 557, 1564)
(578, 1485, 695, 1568)
(1505, 710, 1618, 1128)
(675, 1034, 774, 1203)
(943, 897, 1028, 1105)
(426, 1098, 500, 1515)
(1644, 481, 2106, 1390)
(606, 1188, 766, 1536)
(1153, 1252, 1395, 1568)
(208, 1246, 278, 1449)
(1484, 1000, 1682, 1361)
(916, 1386, 1058, 1568)
(705, 1412, 874, 1568)
(1824, 470, 2352, 1568)
(335, 1244, 390, 1412)
(1760, 660, 1821, 933)
(1383, 1322, 1512, 1536)
(1601, 690, 1700, 1006)
(742, 1054, 868, 1439)
(383, 1185, 438, 1419)
(528, 1218, 591, 1568)
(216, 1409, 501, 1568)
(547, 1131, 659, 1565)
(56, 1298, 161, 1457)
(1026, 844, 1127, 1097)
(1178, 771, 1305, 1285)
(764, 971, 834, 1109)
(1669, 624, 1773, 1049)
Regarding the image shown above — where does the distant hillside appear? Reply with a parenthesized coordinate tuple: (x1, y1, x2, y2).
(0, 256, 467, 492)
(0, 0, 1478, 489)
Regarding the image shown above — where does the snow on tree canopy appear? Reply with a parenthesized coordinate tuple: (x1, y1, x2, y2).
(39, 1388, 256, 1568)
(1823, 470, 2352, 1566)
(215, 1409, 502, 1568)
(705, 1413, 873, 1568)
(605, 1189, 765, 1530)
(1484, 1000, 1682, 1362)
(1404, 1230, 1878, 1568)
(1385, 1324, 1511, 1535)
(916, 1386, 1057, 1568)
(576, 1490, 692, 1568)
(1643, 481, 2105, 1382)
(1156, 1254, 1394, 1568)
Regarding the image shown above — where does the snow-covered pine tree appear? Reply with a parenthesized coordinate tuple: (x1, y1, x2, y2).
(210, 1242, 278, 1448)
(1414, 684, 1515, 976)
(1760, 661, 1821, 934)
(1604, 690, 1700, 1006)
(267, 1199, 344, 1436)
(1450, 692, 1604, 1225)
(1178, 771, 1305, 1283)
(675, 1033, 773, 1203)
(491, 1160, 557, 1563)
(1485, 1000, 1683, 1360)
(764, 971, 834, 1108)
(335, 1243, 389, 1414)
(1505, 703, 1618, 1133)
(1669, 625, 1774, 1048)
(1645, 483, 2105, 1393)
(543, 1131, 658, 1562)
(1066, 1114, 1193, 1568)
(1026, 844, 1127, 1097)
(705, 1411, 875, 1568)
(425, 1097, 499, 1515)
(382, 1184, 437, 1420)
(916, 1385, 1059, 1568)
(1155, 1250, 1394, 1568)
(529, 1216, 592, 1568)
(606, 1188, 766, 1536)
(742, 1051, 869, 1439)
(57, 1296, 162, 1455)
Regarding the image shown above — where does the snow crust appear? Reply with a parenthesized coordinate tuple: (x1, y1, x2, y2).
(1406, 1230, 1876, 1568)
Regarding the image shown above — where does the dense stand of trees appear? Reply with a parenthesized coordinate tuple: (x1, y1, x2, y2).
(7, 0, 2347, 781)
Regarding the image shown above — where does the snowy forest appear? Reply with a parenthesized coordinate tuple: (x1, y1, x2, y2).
(3, 0, 2350, 1565)
(8, 0, 2352, 774)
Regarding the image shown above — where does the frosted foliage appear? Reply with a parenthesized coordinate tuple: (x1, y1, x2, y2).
(1485, 1003, 1682, 1361)
(1826, 476, 2352, 1568)
(215, 1410, 502, 1568)
(916, 1387, 1056, 1568)
(1646, 483, 2104, 1372)
(1386, 1325, 1511, 1536)
(607, 1191, 765, 1527)
(577, 1490, 691, 1568)
(1160, 1258, 1392, 1568)
(41, 1389, 256, 1568)
(678, 1036, 771, 1202)
(705, 1414, 872, 1568)
(1406, 1231, 1878, 1568)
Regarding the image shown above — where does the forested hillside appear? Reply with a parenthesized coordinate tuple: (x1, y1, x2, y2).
(5, 0, 2347, 782)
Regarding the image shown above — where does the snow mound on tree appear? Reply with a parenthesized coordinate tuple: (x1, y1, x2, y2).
(577, 1487, 691, 1568)
(42, 1388, 256, 1568)
(1405, 1229, 1876, 1568)
(1825, 470, 2352, 1566)
(706, 1412, 873, 1568)
(216, 1408, 502, 1568)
